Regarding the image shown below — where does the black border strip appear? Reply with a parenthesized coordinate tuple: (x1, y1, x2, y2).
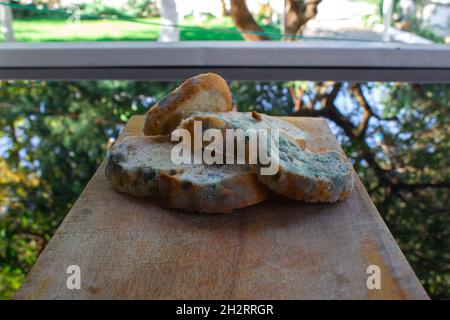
(1, 66, 449, 82)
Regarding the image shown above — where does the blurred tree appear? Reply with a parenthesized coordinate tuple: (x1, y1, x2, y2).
(228, 1, 449, 298)
(231, 80, 450, 298)
(0, 80, 175, 299)
(230, 0, 321, 40)
(0, 0, 448, 300)
(283, 0, 321, 40)
(230, 0, 269, 40)
(220, 0, 230, 18)
(0, 79, 448, 299)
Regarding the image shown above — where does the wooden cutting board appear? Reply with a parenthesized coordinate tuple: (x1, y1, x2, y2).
(15, 116, 428, 300)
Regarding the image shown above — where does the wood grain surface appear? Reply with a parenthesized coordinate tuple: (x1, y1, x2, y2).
(15, 116, 428, 300)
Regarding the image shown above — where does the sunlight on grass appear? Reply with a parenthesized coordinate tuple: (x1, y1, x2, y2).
(9, 17, 281, 42)
(12, 18, 161, 42)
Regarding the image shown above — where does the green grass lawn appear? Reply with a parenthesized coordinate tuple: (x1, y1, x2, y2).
(6, 17, 281, 42)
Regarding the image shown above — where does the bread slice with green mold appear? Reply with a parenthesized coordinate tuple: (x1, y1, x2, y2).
(257, 131, 354, 202)
(178, 111, 354, 203)
(105, 135, 269, 213)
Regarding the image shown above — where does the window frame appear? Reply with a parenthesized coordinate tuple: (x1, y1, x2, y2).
(0, 41, 449, 82)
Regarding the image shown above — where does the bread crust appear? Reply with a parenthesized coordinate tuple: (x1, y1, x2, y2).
(256, 162, 354, 203)
(159, 169, 269, 214)
(143, 73, 231, 135)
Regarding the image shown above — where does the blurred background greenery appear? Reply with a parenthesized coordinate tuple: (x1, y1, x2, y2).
(0, 80, 448, 299)
(0, 0, 449, 300)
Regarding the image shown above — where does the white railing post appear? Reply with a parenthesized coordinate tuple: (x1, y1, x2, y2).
(280, 0, 286, 34)
(383, 0, 394, 42)
(0, 0, 15, 42)
(158, 0, 180, 42)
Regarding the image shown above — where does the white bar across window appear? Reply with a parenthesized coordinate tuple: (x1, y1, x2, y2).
(0, 41, 449, 82)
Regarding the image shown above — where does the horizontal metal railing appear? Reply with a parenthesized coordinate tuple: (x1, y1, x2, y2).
(0, 41, 449, 82)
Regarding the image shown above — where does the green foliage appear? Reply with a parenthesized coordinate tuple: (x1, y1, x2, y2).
(0, 80, 175, 299)
(0, 80, 448, 299)
(230, 82, 295, 115)
(405, 20, 446, 44)
(123, 0, 158, 18)
(78, 0, 158, 19)
(363, 0, 447, 43)
(372, 83, 450, 298)
(2, 0, 447, 301)
(79, 0, 125, 19)
(10, 1, 59, 19)
(0, 266, 25, 299)
(233, 81, 450, 299)
(9, 0, 158, 20)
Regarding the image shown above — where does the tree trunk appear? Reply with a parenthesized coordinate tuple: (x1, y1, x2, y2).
(230, 0, 269, 41)
(229, 0, 321, 41)
(221, 0, 230, 17)
(284, 0, 321, 41)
